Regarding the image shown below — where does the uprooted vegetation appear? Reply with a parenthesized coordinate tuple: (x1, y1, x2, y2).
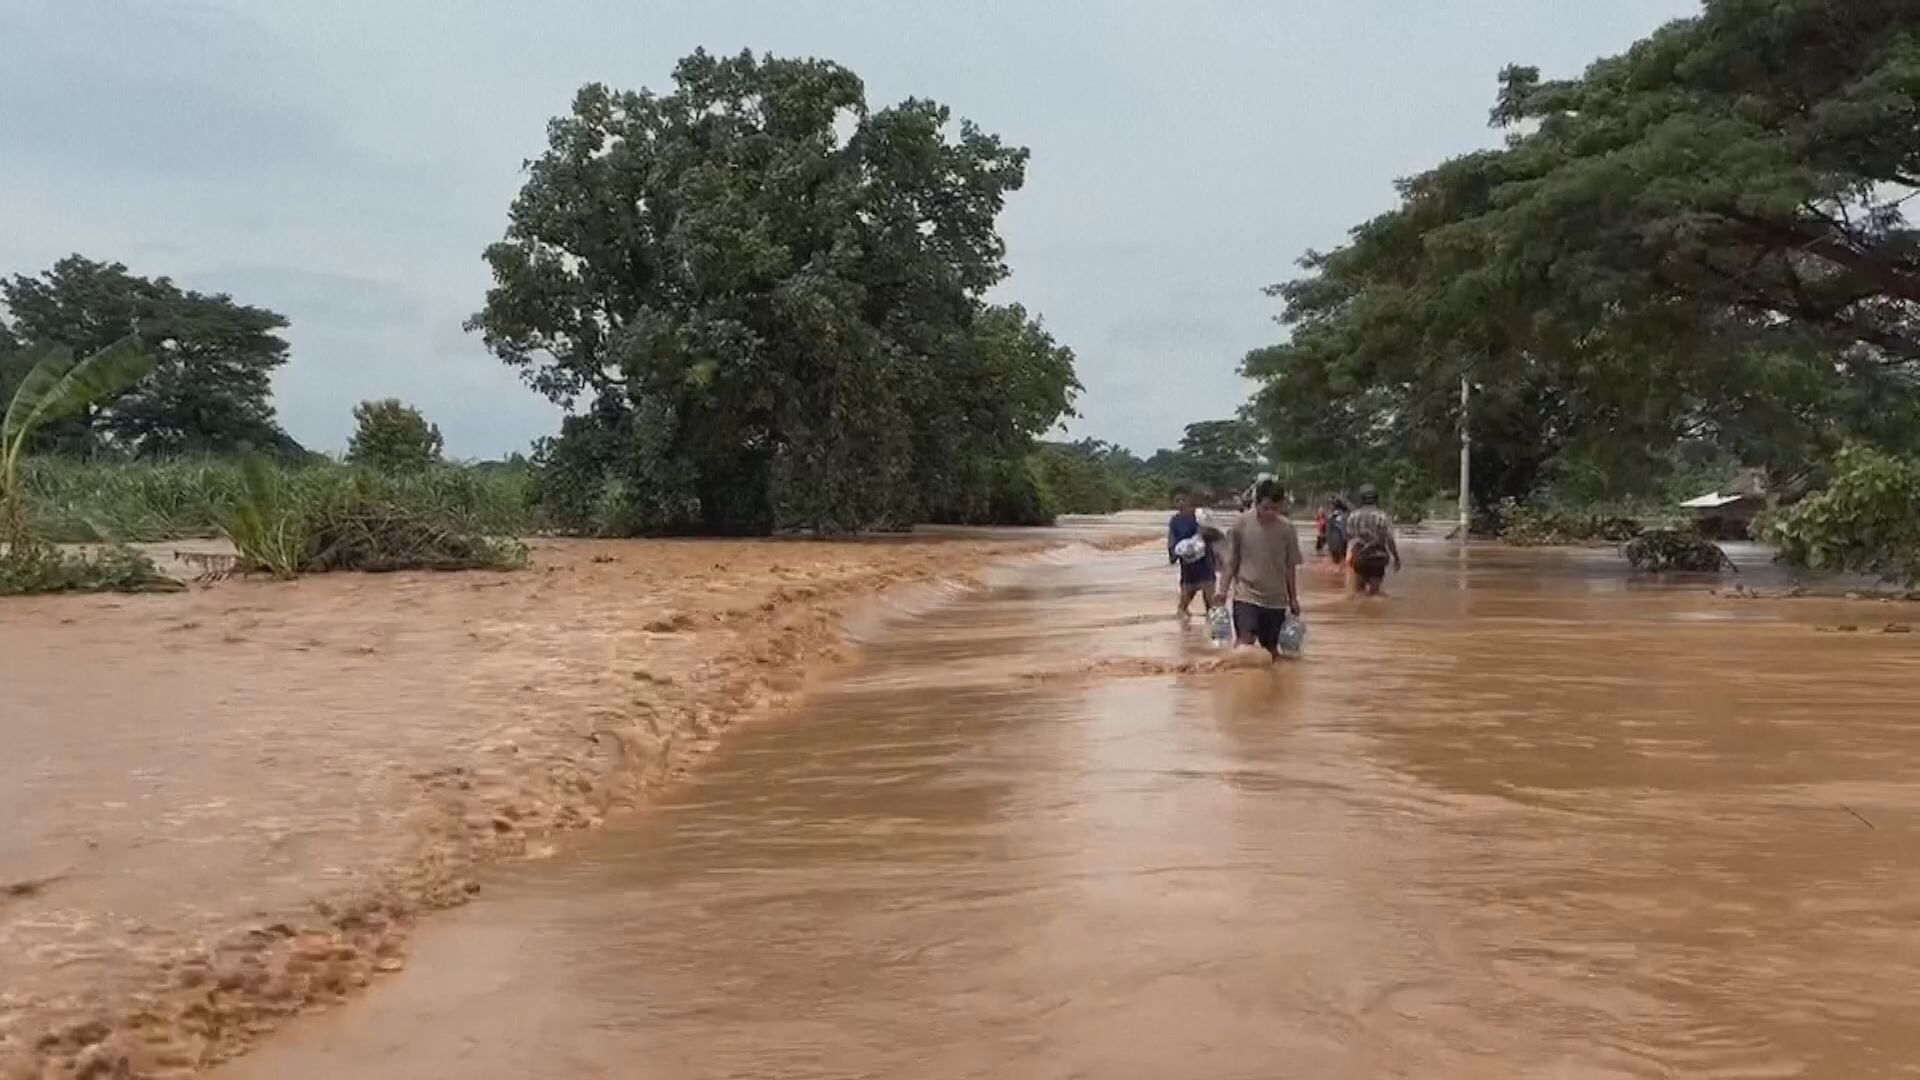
(1622, 529, 1736, 573)
(214, 457, 526, 577)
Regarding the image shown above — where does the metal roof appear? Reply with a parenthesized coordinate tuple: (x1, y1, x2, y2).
(1679, 492, 1747, 509)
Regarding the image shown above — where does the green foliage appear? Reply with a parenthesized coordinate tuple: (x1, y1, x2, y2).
(470, 50, 1071, 535)
(2, 256, 298, 457)
(1764, 446, 1920, 584)
(918, 305, 1081, 526)
(1246, 0, 1920, 511)
(1496, 499, 1645, 547)
(522, 394, 704, 536)
(1622, 529, 1736, 574)
(18, 458, 528, 545)
(347, 399, 445, 473)
(213, 455, 306, 577)
(1027, 440, 1170, 515)
(2, 336, 154, 551)
(1167, 419, 1264, 500)
(213, 456, 526, 576)
(0, 544, 182, 596)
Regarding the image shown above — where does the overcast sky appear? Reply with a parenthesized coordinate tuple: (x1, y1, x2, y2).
(0, 0, 1700, 459)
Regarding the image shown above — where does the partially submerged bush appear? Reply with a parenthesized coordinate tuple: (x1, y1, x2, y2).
(304, 502, 526, 573)
(0, 544, 182, 595)
(1762, 446, 1920, 584)
(1622, 529, 1735, 573)
(216, 457, 525, 577)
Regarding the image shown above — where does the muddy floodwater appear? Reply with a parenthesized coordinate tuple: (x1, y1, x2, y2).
(222, 538, 1920, 1079)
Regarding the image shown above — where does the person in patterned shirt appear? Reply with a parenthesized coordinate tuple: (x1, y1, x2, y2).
(1343, 484, 1401, 597)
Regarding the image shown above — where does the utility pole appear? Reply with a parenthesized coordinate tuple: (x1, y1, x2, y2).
(1457, 373, 1471, 542)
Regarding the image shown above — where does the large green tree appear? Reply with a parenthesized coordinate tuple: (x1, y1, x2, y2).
(470, 50, 1062, 534)
(347, 398, 445, 473)
(1172, 418, 1264, 498)
(1248, 0, 1920, 510)
(1, 256, 298, 457)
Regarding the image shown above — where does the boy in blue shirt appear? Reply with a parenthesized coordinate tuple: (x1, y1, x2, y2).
(1167, 488, 1219, 617)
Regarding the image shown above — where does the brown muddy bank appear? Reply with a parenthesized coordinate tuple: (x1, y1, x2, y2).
(1, 530, 1133, 1079)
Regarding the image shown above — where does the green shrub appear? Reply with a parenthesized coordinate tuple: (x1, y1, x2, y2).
(347, 399, 444, 473)
(214, 457, 526, 576)
(1763, 446, 1920, 584)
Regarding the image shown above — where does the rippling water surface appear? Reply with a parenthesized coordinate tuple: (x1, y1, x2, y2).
(224, 535, 1920, 1079)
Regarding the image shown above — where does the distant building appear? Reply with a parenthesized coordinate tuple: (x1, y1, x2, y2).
(1680, 469, 1772, 539)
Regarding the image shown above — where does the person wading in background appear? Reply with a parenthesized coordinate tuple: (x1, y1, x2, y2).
(1166, 488, 1218, 617)
(1344, 484, 1401, 597)
(1218, 479, 1303, 658)
(1324, 495, 1351, 566)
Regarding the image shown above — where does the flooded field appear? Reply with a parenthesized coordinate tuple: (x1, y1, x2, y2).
(0, 533, 1065, 1078)
(219, 537, 1920, 1079)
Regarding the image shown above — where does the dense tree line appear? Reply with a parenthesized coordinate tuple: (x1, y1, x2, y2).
(1247, 0, 1920, 517)
(1029, 419, 1268, 515)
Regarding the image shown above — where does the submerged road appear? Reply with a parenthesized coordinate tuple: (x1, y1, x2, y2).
(223, 536, 1920, 1079)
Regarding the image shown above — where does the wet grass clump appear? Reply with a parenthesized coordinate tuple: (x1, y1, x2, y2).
(216, 457, 526, 577)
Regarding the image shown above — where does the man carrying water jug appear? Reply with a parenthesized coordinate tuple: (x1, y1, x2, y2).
(1217, 479, 1303, 658)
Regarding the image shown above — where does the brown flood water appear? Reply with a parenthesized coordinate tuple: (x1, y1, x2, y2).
(222, 539, 1920, 1079)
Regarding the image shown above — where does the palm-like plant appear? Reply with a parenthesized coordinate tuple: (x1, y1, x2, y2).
(1, 336, 152, 552)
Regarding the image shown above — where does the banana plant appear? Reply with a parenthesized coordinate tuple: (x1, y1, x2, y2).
(1, 336, 152, 551)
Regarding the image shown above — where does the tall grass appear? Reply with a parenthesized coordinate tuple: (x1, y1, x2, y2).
(210, 457, 528, 575)
(20, 458, 531, 545)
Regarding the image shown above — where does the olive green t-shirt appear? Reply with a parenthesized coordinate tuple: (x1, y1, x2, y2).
(1227, 513, 1304, 610)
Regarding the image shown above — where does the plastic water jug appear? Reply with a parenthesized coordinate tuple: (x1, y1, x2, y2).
(1208, 605, 1233, 647)
(1277, 617, 1307, 657)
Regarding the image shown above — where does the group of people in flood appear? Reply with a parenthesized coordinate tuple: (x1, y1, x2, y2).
(1167, 480, 1401, 658)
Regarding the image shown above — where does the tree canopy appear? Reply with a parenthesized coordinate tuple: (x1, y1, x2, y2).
(1, 256, 299, 458)
(1247, 0, 1920, 511)
(1170, 419, 1264, 499)
(471, 49, 1070, 534)
(347, 399, 445, 473)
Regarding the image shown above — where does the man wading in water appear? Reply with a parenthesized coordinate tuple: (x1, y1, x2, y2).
(1344, 484, 1402, 597)
(1218, 479, 1303, 659)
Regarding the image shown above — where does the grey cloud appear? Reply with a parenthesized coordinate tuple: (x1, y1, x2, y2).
(1, 1, 334, 175)
(186, 266, 424, 330)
